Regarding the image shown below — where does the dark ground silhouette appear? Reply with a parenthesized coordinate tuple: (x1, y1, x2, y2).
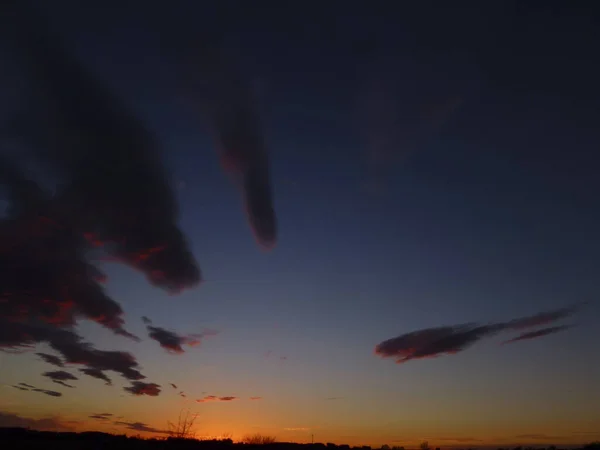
(1, 428, 599, 450)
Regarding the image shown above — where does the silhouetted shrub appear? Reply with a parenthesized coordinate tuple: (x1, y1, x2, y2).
(242, 434, 277, 445)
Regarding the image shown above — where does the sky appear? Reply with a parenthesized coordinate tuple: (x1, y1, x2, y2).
(1, 0, 599, 448)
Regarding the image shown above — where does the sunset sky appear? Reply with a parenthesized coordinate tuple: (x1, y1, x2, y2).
(1, 1, 599, 448)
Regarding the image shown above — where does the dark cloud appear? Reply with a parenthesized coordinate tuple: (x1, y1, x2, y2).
(78, 368, 112, 385)
(179, 391, 186, 398)
(43, 369, 77, 388)
(426, 437, 483, 443)
(167, 27, 277, 249)
(505, 306, 580, 330)
(11, 382, 62, 397)
(114, 421, 169, 435)
(503, 326, 571, 345)
(0, 3, 192, 400)
(196, 395, 237, 403)
(1, 0, 276, 403)
(12, 385, 29, 391)
(375, 306, 580, 364)
(0, 411, 75, 431)
(2, 1, 201, 294)
(2, 322, 145, 385)
(0, 160, 153, 388)
(0, 156, 138, 341)
(146, 323, 217, 354)
(360, 63, 464, 194)
(36, 352, 64, 367)
(124, 382, 161, 397)
(32, 388, 62, 397)
(170, 383, 177, 389)
(141, 316, 152, 325)
(376, 323, 502, 364)
(516, 434, 567, 441)
(89, 413, 113, 420)
(42, 370, 77, 383)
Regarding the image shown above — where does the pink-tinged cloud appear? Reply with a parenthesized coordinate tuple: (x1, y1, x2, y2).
(249, 396, 262, 400)
(200, 60, 276, 249)
(0, 162, 160, 391)
(124, 382, 161, 397)
(505, 306, 581, 330)
(143, 318, 218, 354)
(503, 326, 571, 344)
(375, 305, 580, 365)
(196, 395, 238, 403)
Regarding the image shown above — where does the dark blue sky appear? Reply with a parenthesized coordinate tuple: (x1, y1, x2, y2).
(2, 1, 599, 445)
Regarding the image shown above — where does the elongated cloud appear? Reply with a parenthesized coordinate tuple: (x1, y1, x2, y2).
(89, 413, 113, 420)
(375, 306, 580, 364)
(124, 382, 161, 397)
(114, 421, 169, 435)
(505, 306, 580, 330)
(249, 396, 262, 400)
(79, 368, 112, 385)
(36, 353, 64, 368)
(42, 370, 78, 388)
(31, 388, 62, 397)
(0, 411, 75, 431)
(196, 395, 237, 403)
(516, 434, 567, 441)
(168, 29, 277, 249)
(12, 385, 29, 391)
(144, 318, 217, 354)
(503, 326, 571, 345)
(2, 321, 147, 385)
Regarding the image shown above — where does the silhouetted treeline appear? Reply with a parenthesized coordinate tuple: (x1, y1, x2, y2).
(1, 428, 598, 450)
